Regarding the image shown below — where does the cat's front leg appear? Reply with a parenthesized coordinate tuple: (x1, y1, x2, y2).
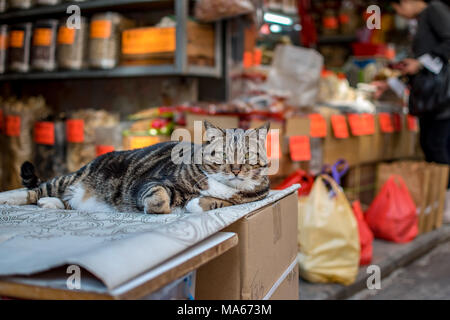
(140, 185, 172, 214)
(185, 197, 233, 213)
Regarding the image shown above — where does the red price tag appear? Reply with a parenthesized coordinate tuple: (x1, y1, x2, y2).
(393, 113, 402, 132)
(34, 121, 55, 145)
(361, 113, 375, 135)
(347, 114, 365, 136)
(379, 113, 394, 133)
(407, 115, 418, 132)
(266, 130, 281, 160)
(96, 145, 115, 156)
(331, 115, 349, 139)
(289, 136, 311, 161)
(66, 119, 84, 143)
(309, 113, 327, 138)
(5, 115, 21, 137)
(0, 109, 3, 134)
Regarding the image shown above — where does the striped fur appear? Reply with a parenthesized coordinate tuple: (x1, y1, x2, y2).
(0, 121, 271, 214)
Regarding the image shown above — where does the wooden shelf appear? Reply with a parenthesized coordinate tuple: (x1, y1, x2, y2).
(0, 0, 174, 22)
(318, 34, 358, 45)
(0, 0, 224, 80)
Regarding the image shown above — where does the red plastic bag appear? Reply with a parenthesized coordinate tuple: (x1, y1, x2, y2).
(275, 169, 314, 197)
(352, 200, 373, 265)
(365, 175, 418, 243)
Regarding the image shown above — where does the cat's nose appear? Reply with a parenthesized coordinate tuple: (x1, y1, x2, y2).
(231, 165, 241, 176)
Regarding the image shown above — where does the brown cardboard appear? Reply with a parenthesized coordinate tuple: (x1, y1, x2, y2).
(269, 265, 299, 300)
(285, 116, 309, 137)
(196, 192, 299, 300)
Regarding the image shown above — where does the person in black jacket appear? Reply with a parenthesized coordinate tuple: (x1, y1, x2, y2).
(386, 0, 450, 219)
(390, 0, 450, 162)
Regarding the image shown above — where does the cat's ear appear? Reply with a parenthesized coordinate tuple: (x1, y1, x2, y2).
(257, 122, 270, 135)
(204, 120, 223, 133)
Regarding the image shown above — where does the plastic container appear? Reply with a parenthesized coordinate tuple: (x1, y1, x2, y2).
(89, 12, 133, 69)
(8, 23, 32, 73)
(31, 19, 58, 72)
(57, 17, 88, 70)
(0, 25, 7, 74)
(34, 118, 68, 181)
(0, 0, 8, 13)
(9, 0, 35, 9)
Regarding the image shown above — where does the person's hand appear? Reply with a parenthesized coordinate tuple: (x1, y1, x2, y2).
(372, 80, 389, 99)
(400, 58, 422, 75)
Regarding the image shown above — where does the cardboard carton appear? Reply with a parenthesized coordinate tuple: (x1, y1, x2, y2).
(195, 191, 299, 300)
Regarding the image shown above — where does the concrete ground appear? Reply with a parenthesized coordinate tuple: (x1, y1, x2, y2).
(350, 240, 450, 300)
(299, 225, 450, 300)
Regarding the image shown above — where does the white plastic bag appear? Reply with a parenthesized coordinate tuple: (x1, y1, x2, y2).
(266, 45, 323, 107)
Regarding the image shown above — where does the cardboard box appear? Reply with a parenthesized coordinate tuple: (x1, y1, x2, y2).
(122, 21, 215, 65)
(196, 192, 299, 300)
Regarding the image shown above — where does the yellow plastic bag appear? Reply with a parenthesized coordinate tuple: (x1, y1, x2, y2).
(298, 175, 360, 285)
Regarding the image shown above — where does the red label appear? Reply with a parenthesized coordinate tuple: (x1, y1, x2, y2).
(393, 113, 402, 132)
(34, 121, 55, 145)
(309, 113, 327, 138)
(0, 110, 3, 134)
(243, 51, 253, 68)
(361, 113, 375, 135)
(5, 115, 21, 137)
(289, 136, 311, 161)
(66, 119, 84, 143)
(96, 145, 115, 156)
(331, 115, 349, 139)
(379, 113, 394, 133)
(323, 17, 339, 29)
(339, 14, 350, 24)
(407, 115, 418, 132)
(347, 114, 365, 136)
(266, 130, 281, 160)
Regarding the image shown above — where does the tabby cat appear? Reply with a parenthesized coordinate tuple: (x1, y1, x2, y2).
(0, 121, 270, 214)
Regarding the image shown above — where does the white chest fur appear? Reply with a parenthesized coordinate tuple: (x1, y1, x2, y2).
(200, 177, 238, 200)
(67, 183, 116, 213)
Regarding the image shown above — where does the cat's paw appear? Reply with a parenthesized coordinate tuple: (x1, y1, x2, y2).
(37, 197, 65, 210)
(0, 189, 29, 206)
(185, 198, 204, 213)
(143, 186, 171, 214)
(185, 197, 232, 213)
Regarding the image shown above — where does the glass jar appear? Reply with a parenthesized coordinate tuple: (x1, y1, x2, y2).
(0, 25, 7, 74)
(8, 23, 32, 73)
(31, 19, 58, 72)
(89, 12, 134, 69)
(9, 0, 35, 10)
(0, 0, 8, 13)
(57, 17, 88, 70)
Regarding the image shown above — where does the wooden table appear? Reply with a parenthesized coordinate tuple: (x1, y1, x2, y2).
(0, 232, 238, 300)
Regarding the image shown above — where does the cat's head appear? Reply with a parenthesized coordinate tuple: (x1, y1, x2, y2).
(201, 120, 270, 191)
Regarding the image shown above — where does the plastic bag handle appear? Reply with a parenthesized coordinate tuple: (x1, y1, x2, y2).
(318, 174, 343, 197)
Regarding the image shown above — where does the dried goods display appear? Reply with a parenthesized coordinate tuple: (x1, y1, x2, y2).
(194, 0, 254, 22)
(89, 12, 134, 69)
(0, 25, 7, 74)
(8, 23, 32, 73)
(1, 96, 50, 191)
(66, 109, 119, 172)
(57, 17, 88, 70)
(31, 19, 58, 72)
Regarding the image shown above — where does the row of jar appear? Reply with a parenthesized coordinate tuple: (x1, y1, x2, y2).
(0, 0, 87, 12)
(0, 12, 134, 73)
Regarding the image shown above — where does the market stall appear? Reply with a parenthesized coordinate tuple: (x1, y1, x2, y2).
(0, 0, 449, 301)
